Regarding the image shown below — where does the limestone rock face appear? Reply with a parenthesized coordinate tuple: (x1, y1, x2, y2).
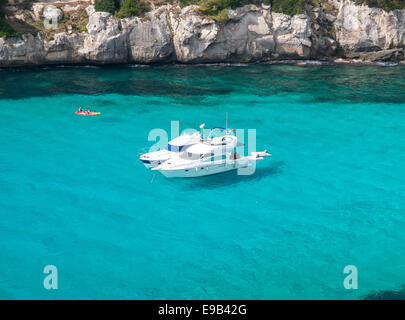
(81, 12, 128, 63)
(86, 12, 113, 36)
(272, 13, 312, 58)
(124, 6, 174, 63)
(0, 1, 404, 66)
(169, 5, 219, 62)
(204, 5, 275, 61)
(333, 0, 405, 55)
(0, 34, 45, 66)
(44, 33, 72, 62)
(170, 5, 284, 62)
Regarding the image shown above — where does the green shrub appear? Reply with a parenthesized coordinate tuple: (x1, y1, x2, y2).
(95, 0, 119, 14)
(199, 0, 309, 18)
(354, 0, 405, 11)
(271, 0, 307, 16)
(179, 0, 196, 7)
(199, 0, 246, 22)
(79, 24, 87, 32)
(0, 18, 20, 39)
(116, 0, 150, 18)
(213, 7, 229, 22)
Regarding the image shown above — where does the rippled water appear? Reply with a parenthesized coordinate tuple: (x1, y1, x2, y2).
(0, 64, 404, 299)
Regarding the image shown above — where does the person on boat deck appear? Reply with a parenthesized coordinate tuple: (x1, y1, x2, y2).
(231, 151, 240, 160)
(78, 106, 82, 112)
(87, 108, 91, 112)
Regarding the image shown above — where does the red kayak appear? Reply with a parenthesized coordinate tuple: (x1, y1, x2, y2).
(75, 111, 100, 116)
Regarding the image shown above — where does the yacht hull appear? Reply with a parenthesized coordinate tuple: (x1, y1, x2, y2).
(157, 162, 249, 178)
(140, 159, 163, 169)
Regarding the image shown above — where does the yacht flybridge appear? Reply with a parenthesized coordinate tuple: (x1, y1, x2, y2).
(139, 132, 201, 168)
(144, 125, 271, 178)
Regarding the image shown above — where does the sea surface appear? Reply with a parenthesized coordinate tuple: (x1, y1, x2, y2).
(0, 64, 404, 299)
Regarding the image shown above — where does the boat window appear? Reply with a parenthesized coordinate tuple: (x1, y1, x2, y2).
(201, 153, 213, 158)
(180, 152, 201, 160)
(200, 153, 216, 161)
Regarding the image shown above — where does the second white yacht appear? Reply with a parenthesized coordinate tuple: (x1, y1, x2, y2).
(139, 132, 201, 168)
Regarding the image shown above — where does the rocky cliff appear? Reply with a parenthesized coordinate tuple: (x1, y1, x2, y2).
(0, 0, 404, 66)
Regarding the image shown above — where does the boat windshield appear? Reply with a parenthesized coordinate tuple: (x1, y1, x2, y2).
(207, 127, 234, 139)
(167, 144, 189, 152)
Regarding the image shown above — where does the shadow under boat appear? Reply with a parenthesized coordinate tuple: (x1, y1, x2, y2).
(363, 285, 405, 300)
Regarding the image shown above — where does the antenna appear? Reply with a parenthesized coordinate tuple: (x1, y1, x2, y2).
(199, 123, 205, 141)
(226, 112, 228, 131)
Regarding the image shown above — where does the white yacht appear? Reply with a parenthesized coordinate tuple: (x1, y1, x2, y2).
(151, 126, 271, 178)
(139, 132, 201, 168)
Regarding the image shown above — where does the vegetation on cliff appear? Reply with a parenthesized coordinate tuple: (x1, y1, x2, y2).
(0, 18, 20, 39)
(0, 0, 20, 38)
(93, 0, 304, 20)
(196, 0, 405, 22)
(95, 0, 120, 14)
(95, 0, 150, 17)
(354, 0, 405, 11)
(116, 0, 151, 18)
(271, 0, 307, 16)
(92, 0, 405, 22)
(198, 0, 251, 22)
(195, 0, 310, 21)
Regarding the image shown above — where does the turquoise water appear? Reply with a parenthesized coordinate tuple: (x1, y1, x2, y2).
(0, 64, 404, 299)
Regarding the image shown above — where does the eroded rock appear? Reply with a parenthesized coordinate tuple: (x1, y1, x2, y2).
(0, 1, 404, 66)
